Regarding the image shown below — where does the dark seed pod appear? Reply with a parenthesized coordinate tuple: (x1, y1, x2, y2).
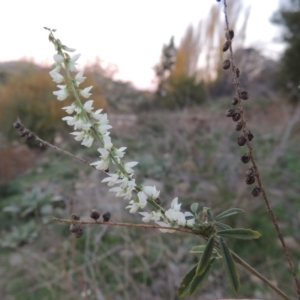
(26, 132, 34, 140)
(225, 108, 235, 117)
(20, 129, 30, 137)
(102, 212, 111, 222)
(75, 227, 84, 238)
(232, 113, 241, 122)
(232, 97, 239, 105)
(237, 135, 247, 146)
(223, 59, 231, 70)
(90, 209, 100, 221)
(245, 167, 254, 177)
(251, 186, 261, 197)
(155, 198, 161, 205)
(241, 153, 250, 163)
(222, 41, 230, 52)
(71, 214, 80, 221)
(248, 131, 254, 141)
(70, 224, 80, 233)
(228, 29, 234, 40)
(240, 90, 249, 100)
(105, 169, 109, 173)
(235, 122, 243, 131)
(246, 175, 255, 185)
(13, 120, 21, 129)
(236, 68, 240, 78)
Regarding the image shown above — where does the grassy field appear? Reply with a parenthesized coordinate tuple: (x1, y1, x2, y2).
(0, 98, 299, 300)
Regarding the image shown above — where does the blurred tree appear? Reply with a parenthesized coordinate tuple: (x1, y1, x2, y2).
(272, 0, 300, 102)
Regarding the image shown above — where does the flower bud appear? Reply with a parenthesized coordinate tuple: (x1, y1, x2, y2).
(75, 227, 84, 238)
(102, 212, 111, 222)
(71, 214, 80, 221)
(237, 135, 247, 146)
(240, 90, 249, 100)
(232, 97, 239, 105)
(225, 108, 235, 117)
(232, 112, 241, 122)
(90, 209, 100, 221)
(235, 122, 243, 131)
(241, 153, 250, 163)
(223, 41, 230, 52)
(223, 59, 231, 70)
(251, 186, 261, 197)
(246, 175, 255, 185)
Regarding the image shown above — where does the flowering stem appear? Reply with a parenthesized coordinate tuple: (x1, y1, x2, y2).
(222, 0, 300, 298)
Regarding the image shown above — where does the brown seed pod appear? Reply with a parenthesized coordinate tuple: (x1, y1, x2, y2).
(240, 90, 249, 100)
(236, 68, 240, 78)
(237, 135, 247, 146)
(232, 113, 241, 122)
(235, 122, 243, 131)
(248, 131, 254, 141)
(232, 97, 239, 105)
(102, 212, 111, 222)
(246, 175, 255, 185)
(222, 41, 230, 52)
(225, 108, 235, 117)
(13, 120, 21, 129)
(241, 153, 251, 164)
(228, 29, 234, 40)
(251, 186, 261, 197)
(70, 224, 80, 233)
(245, 167, 255, 177)
(71, 214, 80, 221)
(155, 198, 161, 205)
(223, 59, 231, 70)
(90, 209, 100, 221)
(75, 227, 84, 238)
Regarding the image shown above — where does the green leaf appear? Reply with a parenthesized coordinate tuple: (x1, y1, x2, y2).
(217, 228, 261, 240)
(215, 208, 244, 221)
(177, 264, 197, 297)
(190, 245, 218, 254)
(196, 235, 215, 275)
(218, 237, 240, 294)
(190, 203, 199, 214)
(215, 221, 232, 230)
(189, 258, 216, 295)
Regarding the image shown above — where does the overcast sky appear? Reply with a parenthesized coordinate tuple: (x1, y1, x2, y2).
(1, 0, 283, 90)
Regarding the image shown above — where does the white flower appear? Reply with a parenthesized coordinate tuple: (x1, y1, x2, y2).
(139, 211, 162, 223)
(171, 197, 181, 211)
(103, 135, 113, 150)
(83, 100, 94, 113)
(62, 116, 77, 126)
(70, 131, 85, 141)
(81, 134, 94, 147)
(53, 54, 64, 64)
(80, 86, 93, 98)
(110, 177, 136, 200)
(62, 104, 75, 114)
(102, 173, 120, 186)
(126, 192, 147, 213)
(165, 209, 186, 226)
(143, 186, 160, 199)
(75, 70, 86, 86)
(98, 124, 112, 135)
(91, 109, 104, 120)
(114, 147, 126, 158)
(53, 85, 68, 101)
(124, 161, 138, 174)
(184, 211, 195, 227)
(69, 53, 81, 71)
(49, 66, 64, 83)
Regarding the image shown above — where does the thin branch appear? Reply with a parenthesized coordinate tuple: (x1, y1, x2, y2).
(223, 0, 300, 299)
(51, 217, 202, 236)
(13, 118, 92, 167)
